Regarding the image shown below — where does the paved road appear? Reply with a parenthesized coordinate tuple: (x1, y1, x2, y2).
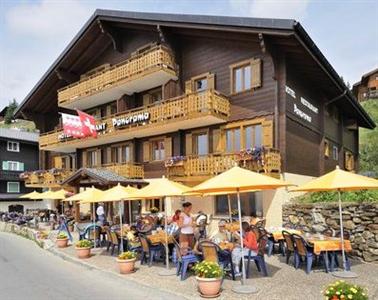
(0, 232, 182, 300)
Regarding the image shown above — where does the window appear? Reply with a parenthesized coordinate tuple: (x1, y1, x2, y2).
(215, 192, 262, 216)
(145, 199, 165, 212)
(7, 141, 19, 152)
(110, 103, 118, 115)
(332, 145, 339, 161)
(195, 77, 208, 92)
(7, 182, 20, 193)
(2, 161, 23, 171)
(87, 150, 98, 167)
(324, 140, 330, 158)
(111, 145, 131, 163)
(245, 124, 262, 149)
(232, 64, 251, 93)
(152, 140, 165, 161)
(226, 128, 241, 152)
(345, 151, 355, 171)
(193, 133, 208, 155)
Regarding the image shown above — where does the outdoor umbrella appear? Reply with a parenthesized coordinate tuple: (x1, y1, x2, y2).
(19, 190, 42, 199)
(67, 187, 104, 248)
(39, 189, 56, 198)
(190, 166, 292, 294)
(81, 183, 138, 251)
(291, 166, 378, 278)
(129, 177, 192, 276)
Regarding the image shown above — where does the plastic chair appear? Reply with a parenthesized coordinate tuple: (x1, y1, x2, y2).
(109, 231, 121, 255)
(282, 230, 296, 265)
(244, 234, 269, 278)
(139, 235, 163, 267)
(174, 242, 198, 280)
(198, 240, 235, 281)
(292, 234, 316, 274)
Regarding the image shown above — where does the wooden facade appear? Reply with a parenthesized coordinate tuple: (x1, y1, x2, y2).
(353, 68, 378, 102)
(15, 11, 374, 188)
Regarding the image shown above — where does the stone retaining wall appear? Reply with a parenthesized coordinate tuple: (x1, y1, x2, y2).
(0, 221, 51, 249)
(282, 202, 378, 263)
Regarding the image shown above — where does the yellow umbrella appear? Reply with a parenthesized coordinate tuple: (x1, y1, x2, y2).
(65, 187, 104, 202)
(190, 166, 292, 294)
(40, 189, 56, 198)
(130, 177, 191, 275)
(47, 189, 71, 200)
(291, 166, 378, 278)
(19, 190, 42, 199)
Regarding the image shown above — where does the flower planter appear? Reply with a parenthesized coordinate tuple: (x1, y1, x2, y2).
(56, 238, 68, 248)
(196, 276, 222, 297)
(117, 258, 136, 274)
(75, 247, 91, 259)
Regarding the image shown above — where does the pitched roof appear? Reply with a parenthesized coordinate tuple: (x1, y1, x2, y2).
(14, 9, 375, 129)
(0, 128, 39, 143)
(61, 167, 146, 186)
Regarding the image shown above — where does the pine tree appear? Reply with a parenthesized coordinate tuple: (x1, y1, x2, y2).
(4, 99, 18, 124)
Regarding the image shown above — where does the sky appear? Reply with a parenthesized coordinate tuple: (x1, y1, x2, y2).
(0, 0, 377, 109)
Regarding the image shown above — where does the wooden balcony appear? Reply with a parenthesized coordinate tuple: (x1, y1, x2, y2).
(101, 163, 144, 179)
(166, 149, 281, 183)
(22, 169, 74, 188)
(40, 89, 230, 152)
(58, 45, 177, 110)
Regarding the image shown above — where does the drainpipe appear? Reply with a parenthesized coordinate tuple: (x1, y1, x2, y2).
(325, 90, 348, 106)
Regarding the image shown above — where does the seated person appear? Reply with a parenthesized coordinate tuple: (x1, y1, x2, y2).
(250, 213, 262, 226)
(231, 221, 258, 276)
(126, 225, 141, 250)
(211, 220, 231, 243)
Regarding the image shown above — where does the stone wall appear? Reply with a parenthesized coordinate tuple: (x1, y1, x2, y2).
(282, 202, 378, 263)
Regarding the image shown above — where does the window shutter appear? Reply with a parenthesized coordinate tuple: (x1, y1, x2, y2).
(19, 162, 24, 171)
(2, 161, 8, 170)
(143, 94, 152, 106)
(165, 137, 172, 158)
(53, 156, 63, 169)
(262, 120, 273, 148)
(251, 58, 262, 88)
(185, 80, 192, 94)
(207, 73, 215, 90)
(82, 151, 87, 167)
(96, 149, 102, 166)
(213, 129, 225, 153)
(143, 141, 150, 162)
(185, 133, 192, 156)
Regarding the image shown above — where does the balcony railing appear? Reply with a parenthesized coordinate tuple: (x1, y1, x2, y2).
(58, 45, 177, 109)
(22, 169, 74, 188)
(166, 149, 281, 180)
(101, 163, 144, 179)
(39, 89, 230, 152)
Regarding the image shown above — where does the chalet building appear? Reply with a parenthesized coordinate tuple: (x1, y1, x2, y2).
(0, 128, 40, 213)
(353, 68, 378, 102)
(15, 10, 375, 226)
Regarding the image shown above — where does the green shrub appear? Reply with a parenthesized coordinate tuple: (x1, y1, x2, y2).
(295, 190, 378, 204)
(118, 251, 137, 260)
(56, 232, 68, 239)
(193, 261, 224, 279)
(323, 280, 368, 299)
(76, 239, 93, 248)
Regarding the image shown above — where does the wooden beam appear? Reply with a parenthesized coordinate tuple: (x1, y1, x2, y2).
(55, 67, 79, 84)
(97, 20, 123, 53)
(258, 33, 266, 54)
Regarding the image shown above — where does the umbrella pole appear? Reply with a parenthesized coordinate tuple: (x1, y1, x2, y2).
(158, 196, 175, 276)
(119, 201, 124, 252)
(232, 189, 258, 294)
(228, 194, 232, 222)
(129, 200, 132, 224)
(333, 189, 358, 278)
(93, 202, 96, 249)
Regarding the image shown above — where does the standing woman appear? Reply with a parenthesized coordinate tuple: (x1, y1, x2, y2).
(178, 202, 195, 249)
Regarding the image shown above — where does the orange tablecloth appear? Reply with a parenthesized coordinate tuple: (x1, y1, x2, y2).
(307, 238, 352, 255)
(219, 241, 235, 251)
(271, 229, 302, 242)
(147, 232, 174, 245)
(225, 222, 240, 233)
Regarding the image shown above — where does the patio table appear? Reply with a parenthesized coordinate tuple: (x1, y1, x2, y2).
(225, 222, 240, 233)
(218, 241, 235, 251)
(147, 231, 175, 245)
(306, 237, 352, 255)
(270, 229, 302, 242)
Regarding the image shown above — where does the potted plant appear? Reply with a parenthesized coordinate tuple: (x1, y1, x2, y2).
(75, 239, 92, 259)
(193, 261, 224, 297)
(117, 251, 137, 274)
(323, 280, 368, 300)
(56, 232, 69, 248)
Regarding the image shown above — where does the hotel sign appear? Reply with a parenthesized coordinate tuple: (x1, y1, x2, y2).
(112, 111, 150, 128)
(58, 122, 107, 141)
(286, 85, 319, 125)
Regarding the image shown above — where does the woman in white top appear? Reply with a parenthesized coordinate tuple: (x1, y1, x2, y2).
(178, 202, 195, 248)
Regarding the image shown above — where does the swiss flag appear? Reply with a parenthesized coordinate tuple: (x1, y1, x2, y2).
(77, 110, 97, 138)
(61, 113, 85, 138)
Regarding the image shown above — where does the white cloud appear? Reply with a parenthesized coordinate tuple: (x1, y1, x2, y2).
(6, 0, 93, 40)
(229, 0, 310, 21)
